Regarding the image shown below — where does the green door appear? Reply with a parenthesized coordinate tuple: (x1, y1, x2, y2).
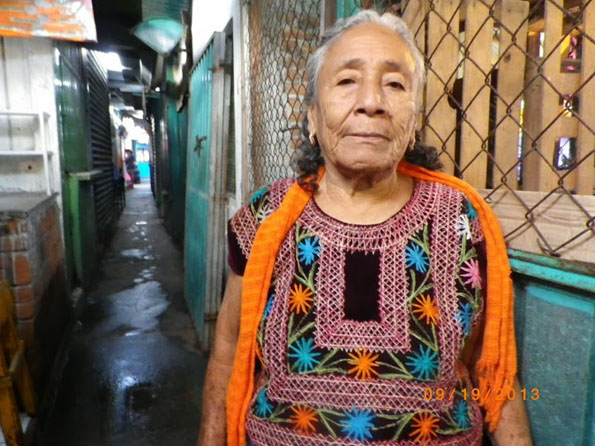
(54, 44, 96, 287)
(184, 32, 229, 349)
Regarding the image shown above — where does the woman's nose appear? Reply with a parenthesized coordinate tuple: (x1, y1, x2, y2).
(355, 80, 387, 116)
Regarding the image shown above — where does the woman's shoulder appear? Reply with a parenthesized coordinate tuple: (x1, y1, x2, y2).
(248, 177, 296, 210)
(228, 177, 296, 258)
(243, 177, 296, 221)
(417, 178, 485, 244)
(415, 175, 487, 208)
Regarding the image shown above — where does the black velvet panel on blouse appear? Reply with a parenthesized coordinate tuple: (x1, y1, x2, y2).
(227, 220, 381, 321)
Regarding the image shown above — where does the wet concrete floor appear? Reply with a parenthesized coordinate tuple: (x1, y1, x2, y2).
(41, 183, 207, 446)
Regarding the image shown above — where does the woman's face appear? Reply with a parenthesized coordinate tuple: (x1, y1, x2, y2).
(308, 23, 418, 177)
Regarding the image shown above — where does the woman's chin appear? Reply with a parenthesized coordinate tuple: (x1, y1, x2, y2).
(334, 158, 399, 177)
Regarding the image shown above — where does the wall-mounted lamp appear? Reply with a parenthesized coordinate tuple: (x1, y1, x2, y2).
(132, 18, 184, 56)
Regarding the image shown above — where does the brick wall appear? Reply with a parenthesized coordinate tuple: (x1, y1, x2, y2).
(0, 198, 64, 342)
(0, 195, 69, 395)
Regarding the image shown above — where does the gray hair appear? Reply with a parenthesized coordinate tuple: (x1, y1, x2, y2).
(305, 10, 426, 110)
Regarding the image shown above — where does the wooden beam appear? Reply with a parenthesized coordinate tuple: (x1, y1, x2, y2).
(460, 0, 494, 187)
(402, 0, 427, 50)
(494, 0, 529, 189)
(535, 0, 563, 191)
(424, 0, 459, 175)
(576, 0, 595, 195)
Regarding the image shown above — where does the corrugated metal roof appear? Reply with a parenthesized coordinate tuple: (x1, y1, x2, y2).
(142, 0, 190, 21)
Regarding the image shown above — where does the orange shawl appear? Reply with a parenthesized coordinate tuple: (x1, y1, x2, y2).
(226, 162, 517, 445)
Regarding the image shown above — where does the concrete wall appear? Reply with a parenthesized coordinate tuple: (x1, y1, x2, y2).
(0, 37, 61, 196)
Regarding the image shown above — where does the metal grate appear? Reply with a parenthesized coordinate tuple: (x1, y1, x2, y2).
(246, 0, 321, 189)
(86, 50, 119, 245)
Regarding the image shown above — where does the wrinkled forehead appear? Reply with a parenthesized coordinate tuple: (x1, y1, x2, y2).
(321, 22, 417, 77)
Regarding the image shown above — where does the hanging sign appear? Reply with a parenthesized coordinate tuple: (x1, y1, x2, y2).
(0, 0, 97, 42)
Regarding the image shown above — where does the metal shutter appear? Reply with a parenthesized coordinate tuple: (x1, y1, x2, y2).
(86, 50, 116, 245)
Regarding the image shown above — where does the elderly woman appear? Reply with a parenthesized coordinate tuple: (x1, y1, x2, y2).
(199, 10, 532, 446)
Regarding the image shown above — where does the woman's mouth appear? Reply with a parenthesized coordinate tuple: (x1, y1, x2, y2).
(347, 132, 389, 140)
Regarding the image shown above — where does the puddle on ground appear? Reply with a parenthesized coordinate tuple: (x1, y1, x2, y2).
(133, 268, 155, 284)
(141, 269, 154, 279)
(96, 281, 170, 336)
(120, 249, 154, 261)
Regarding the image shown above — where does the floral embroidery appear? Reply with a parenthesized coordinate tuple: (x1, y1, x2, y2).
(288, 338, 320, 373)
(340, 408, 375, 442)
(466, 200, 478, 220)
(288, 283, 314, 314)
(253, 387, 273, 418)
(456, 214, 472, 240)
(289, 405, 318, 433)
(412, 294, 439, 325)
(461, 259, 482, 289)
(456, 302, 473, 336)
(250, 186, 268, 204)
(255, 202, 272, 223)
(406, 345, 439, 380)
(454, 400, 470, 429)
(409, 412, 440, 444)
(347, 348, 380, 380)
(263, 294, 275, 319)
(405, 242, 430, 273)
(297, 237, 321, 266)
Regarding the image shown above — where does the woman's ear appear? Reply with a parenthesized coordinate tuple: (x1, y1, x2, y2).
(306, 105, 318, 137)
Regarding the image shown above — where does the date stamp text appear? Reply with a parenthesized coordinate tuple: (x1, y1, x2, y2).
(423, 387, 540, 401)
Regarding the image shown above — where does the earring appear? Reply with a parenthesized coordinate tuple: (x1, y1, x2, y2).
(309, 133, 316, 146)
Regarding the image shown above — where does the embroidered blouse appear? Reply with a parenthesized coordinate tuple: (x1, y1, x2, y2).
(228, 177, 486, 445)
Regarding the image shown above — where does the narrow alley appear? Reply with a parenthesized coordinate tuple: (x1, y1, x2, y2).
(40, 183, 206, 446)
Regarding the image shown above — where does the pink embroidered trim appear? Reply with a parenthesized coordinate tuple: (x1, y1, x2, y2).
(314, 244, 411, 352)
(430, 185, 465, 384)
(229, 178, 294, 260)
(301, 179, 432, 252)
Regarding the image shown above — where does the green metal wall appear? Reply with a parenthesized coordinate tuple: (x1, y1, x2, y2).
(148, 95, 170, 211)
(162, 58, 188, 244)
(184, 31, 229, 349)
(510, 251, 595, 446)
(185, 40, 215, 345)
(336, 0, 361, 18)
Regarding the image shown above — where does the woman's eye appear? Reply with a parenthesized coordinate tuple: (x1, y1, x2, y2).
(337, 78, 354, 86)
(388, 81, 405, 90)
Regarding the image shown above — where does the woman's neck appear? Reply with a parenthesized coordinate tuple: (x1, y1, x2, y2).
(313, 164, 414, 225)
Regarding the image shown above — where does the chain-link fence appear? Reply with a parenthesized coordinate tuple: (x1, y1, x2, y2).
(245, 0, 595, 262)
(399, 0, 595, 262)
(246, 0, 320, 188)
